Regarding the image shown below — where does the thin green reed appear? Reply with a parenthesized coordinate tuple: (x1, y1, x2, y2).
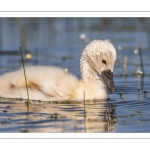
(138, 43, 144, 75)
(138, 43, 144, 90)
(19, 46, 30, 104)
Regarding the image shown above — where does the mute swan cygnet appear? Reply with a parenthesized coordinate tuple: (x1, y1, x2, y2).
(0, 40, 117, 101)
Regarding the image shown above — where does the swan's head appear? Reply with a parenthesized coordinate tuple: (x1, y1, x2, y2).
(84, 39, 117, 93)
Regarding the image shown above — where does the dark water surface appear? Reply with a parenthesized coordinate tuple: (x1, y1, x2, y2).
(0, 18, 150, 133)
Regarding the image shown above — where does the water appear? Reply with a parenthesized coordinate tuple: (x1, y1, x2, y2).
(0, 18, 150, 133)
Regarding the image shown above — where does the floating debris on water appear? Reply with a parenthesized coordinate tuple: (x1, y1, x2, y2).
(19, 128, 29, 133)
(119, 91, 122, 98)
(143, 91, 147, 94)
(26, 53, 32, 60)
(137, 70, 143, 90)
(137, 70, 143, 75)
(3, 110, 7, 113)
(134, 49, 138, 54)
(65, 68, 68, 73)
(79, 33, 86, 40)
(118, 46, 122, 51)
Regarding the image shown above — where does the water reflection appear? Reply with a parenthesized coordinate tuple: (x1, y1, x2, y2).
(0, 98, 116, 133)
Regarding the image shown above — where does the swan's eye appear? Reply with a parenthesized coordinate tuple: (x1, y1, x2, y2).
(102, 60, 107, 65)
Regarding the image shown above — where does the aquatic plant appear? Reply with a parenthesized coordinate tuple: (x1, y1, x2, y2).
(26, 53, 32, 60)
(19, 46, 30, 104)
(119, 90, 122, 98)
(137, 70, 143, 90)
(124, 56, 128, 76)
(138, 44, 144, 75)
(64, 68, 68, 73)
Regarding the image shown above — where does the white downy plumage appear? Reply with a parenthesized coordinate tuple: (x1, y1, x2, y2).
(0, 40, 117, 101)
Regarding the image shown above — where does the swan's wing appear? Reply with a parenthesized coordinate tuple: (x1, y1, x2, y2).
(6, 66, 77, 100)
(11, 78, 70, 100)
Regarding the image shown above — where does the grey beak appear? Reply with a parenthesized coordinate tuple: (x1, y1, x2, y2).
(101, 70, 115, 94)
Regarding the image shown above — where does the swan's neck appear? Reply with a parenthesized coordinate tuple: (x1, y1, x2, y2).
(80, 51, 99, 82)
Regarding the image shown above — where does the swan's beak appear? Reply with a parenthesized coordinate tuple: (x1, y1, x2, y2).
(101, 70, 115, 94)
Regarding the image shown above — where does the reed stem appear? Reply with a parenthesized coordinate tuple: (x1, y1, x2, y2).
(124, 56, 128, 76)
(138, 43, 144, 75)
(138, 74, 140, 90)
(19, 46, 30, 104)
